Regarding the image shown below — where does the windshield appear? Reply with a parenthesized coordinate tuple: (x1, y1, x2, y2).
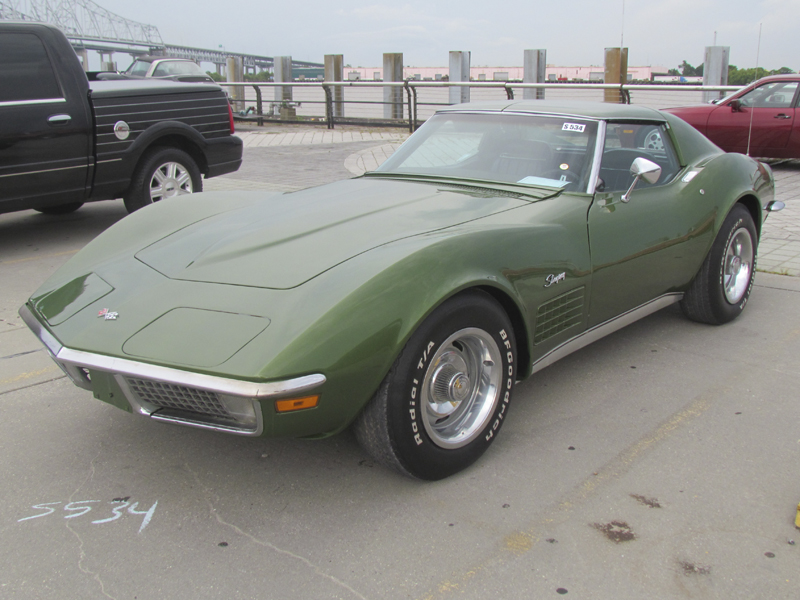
(152, 60, 205, 77)
(375, 112, 598, 191)
(125, 60, 152, 76)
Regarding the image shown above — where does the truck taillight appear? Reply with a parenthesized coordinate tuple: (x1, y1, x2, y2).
(228, 102, 235, 134)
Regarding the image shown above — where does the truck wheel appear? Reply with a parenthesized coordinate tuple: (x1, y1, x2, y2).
(35, 202, 84, 215)
(124, 148, 202, 213)
(354, 290, 516, 480)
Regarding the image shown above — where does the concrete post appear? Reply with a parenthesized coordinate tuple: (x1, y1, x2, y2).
(75, 49, 89, 72)
(102, 52, 116, 72)
(274, 56, 293, 103)
(227, 56, 245, 112)
(523, 49, 546, 100)
(603, 47, 628, 103)
(383, 53, 403, 119)
(449, 51, 470, 104)
(324, 54, 344, 118)
(703, 46, 730, 103)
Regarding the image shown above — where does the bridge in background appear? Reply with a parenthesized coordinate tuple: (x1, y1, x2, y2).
(0, 0, 323, 70)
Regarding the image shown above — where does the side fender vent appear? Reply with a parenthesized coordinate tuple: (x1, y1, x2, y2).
(534, 287, 585, 345)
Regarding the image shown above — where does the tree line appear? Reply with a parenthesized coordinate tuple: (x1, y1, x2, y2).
(669, 60, 795, 85)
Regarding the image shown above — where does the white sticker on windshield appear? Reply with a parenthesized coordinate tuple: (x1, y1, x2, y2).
(517, 176, 569, 188)
(562, 122, 586, 133)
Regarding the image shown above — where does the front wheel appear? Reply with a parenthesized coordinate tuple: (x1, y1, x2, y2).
(124, 148, 202, 213)
(681, 204, 757, 324)
(354, 290, 516, 480)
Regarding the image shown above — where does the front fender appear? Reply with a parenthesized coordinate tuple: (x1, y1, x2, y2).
(257, 200, 593, 436)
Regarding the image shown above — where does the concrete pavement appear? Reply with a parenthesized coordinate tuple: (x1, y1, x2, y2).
(755, 160, 800, 275)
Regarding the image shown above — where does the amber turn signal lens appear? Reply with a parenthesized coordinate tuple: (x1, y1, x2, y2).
(275, 395, 319, 413)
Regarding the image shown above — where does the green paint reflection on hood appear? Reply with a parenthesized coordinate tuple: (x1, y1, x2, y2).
(135, 178, 530, 289)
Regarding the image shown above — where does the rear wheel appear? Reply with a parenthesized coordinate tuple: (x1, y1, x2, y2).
(354, 290, 516, 480)
(636, 126, 665, 152)
(124, 148, 202, 213)
(681, 204, 757, 324)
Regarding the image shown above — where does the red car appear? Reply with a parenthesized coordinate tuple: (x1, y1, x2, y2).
(663, 74, 799, 159)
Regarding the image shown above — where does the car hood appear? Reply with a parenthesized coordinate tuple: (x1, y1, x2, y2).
(135, 178, 534, 289)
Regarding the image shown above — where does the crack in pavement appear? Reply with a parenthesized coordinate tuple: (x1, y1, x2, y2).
(0, 374, 66, 396)
(65, 448, 118, 600)
(186, 463, 368, 600)
(1, 349, 43, 360)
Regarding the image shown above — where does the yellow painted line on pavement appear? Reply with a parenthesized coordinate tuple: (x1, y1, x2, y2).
(1, 249, 79, 266)
(560, 395, 715, 510)
(414, 386, 725, 600)
(1, 366, 60, 387)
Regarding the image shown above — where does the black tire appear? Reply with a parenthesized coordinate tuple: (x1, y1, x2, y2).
(354, 290, 516, 480)
(124, 147, 202, 213)
(35, 202, 84, 215)
(681, 204, 758, 325)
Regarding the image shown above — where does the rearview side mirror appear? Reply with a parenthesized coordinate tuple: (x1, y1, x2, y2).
(621, 157, 662, 203)
(729, 99, 743, 112)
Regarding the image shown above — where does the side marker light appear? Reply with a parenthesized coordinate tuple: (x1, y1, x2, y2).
(275, 395, 319, 413)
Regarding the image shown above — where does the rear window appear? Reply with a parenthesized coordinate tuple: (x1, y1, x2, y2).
(0, 33, 61, 102)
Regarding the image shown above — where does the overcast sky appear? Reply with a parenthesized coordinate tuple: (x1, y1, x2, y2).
(99, 0, 798, 70)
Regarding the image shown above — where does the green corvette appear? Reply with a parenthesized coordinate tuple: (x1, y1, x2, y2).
(21, 101, 781, 480)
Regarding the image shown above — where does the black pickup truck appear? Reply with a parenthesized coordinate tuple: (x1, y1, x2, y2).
(0, 22, 242, 215)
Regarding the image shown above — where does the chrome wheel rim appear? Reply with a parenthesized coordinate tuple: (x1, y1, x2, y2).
(420, 328, 502, 449)
(150, 162, 193, 202)
(642, 129, 664, 152)
(723, 228, 754, 304)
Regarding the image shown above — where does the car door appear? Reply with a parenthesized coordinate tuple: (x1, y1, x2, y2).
(789, 91, 800, 158)
(586, 122, 709, 328)
(707, 80, 798, 156)
(0, 28, 91, 212)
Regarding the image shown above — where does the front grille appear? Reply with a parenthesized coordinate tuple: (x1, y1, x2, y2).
(124, 377, 231, 419)
(534, 287, 585, 344)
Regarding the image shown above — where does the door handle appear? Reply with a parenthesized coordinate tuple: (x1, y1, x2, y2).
(48, 114, 72, 125)
(774, 113, 791, 119)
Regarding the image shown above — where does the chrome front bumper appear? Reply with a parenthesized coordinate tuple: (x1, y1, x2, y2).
(19, 304, 325, 436)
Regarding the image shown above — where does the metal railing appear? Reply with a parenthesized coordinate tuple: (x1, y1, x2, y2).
(220, 81, 742, 131)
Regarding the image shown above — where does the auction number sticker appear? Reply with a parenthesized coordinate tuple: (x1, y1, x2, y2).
(562, 122, 586, 132)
